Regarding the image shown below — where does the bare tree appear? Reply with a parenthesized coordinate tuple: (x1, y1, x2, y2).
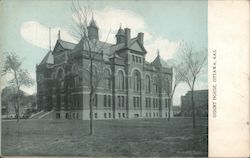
(177, 42, 207, 128)
(162, 64, 183, 121)
(1, 53, 34, 122)
(71, 1, 110, 135)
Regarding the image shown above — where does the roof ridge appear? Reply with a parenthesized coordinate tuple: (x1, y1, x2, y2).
(58, 39, 77, 45)
(39, 50, 52, 66)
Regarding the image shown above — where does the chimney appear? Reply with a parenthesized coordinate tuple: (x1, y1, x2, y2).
(137, 32, 144, 45)
(124, 28, 131, 46)
(58, 30, 61, 40)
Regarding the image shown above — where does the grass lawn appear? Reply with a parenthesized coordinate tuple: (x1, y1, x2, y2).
(2, 117, 208, 157)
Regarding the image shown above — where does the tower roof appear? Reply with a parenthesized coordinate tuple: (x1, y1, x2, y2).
(151, 49, 168, 68)
(89, 17, 98, 28)
(116, 25, 125, 36)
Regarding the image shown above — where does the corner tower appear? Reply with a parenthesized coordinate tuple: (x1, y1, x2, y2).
(88, 17, 99, 40)
(115, 24, 125, 44)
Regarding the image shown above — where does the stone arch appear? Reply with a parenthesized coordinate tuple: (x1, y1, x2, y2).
(104, 68, 112, 89)
(116, 68, 125, 76)
(87, 63, 98, 74)
(130, 67, 143, 77)
(56, 67, 65, 80)
(71, 64, 79, 74)
(132, 69, 141, 92)
(118, 70, 125, 90)
(145, 74, 151, 93)
(104, 67, 112, 75)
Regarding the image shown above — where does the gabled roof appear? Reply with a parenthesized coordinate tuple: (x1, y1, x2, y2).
(39, 50, 54, 66)
(57, 40, 76, 50)
(116, 27, 125, 36)
(109, 37, 147, 55)
(127, 37, 147, 53)
(151, 52, 170, 68)
(151, 54, 162, 67)
(72, 37, 112, 54)
(110, 43, 125, 53)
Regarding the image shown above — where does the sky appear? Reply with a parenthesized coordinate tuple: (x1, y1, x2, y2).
(0, 0, 207, 105)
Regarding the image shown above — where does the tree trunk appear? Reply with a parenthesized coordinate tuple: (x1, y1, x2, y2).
(89, 57, 94, 135)
(168, 97, 172, 121)
(14, 72, 20, 123)
(191, 88, 196, 128)
(16, 91, 20, 122)
(89, 93, 94, 135)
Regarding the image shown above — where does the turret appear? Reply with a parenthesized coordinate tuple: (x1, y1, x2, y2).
(115, 24, 125, 44)
(87, 17, 99, 40)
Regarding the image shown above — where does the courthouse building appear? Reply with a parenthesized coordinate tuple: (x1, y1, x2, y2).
(36, 18, 173, 120)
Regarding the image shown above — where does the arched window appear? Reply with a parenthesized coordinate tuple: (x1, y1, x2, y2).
(164, 78, 170, 94)
(87, 64, 98, 76)
(133, 70, 141, 92)
(57, 68, 64, 79)
(145, 75, 151, 93)
(72, 65, 80, 87)
(153, 76, 159, 93)
(118, 70, 124, 90)
(104, 69, 111, 89)
(92, 65, 98, 75)
(57, 68, 64, 88)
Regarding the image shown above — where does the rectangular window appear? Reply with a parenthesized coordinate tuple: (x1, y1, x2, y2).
(147, 98, 149, 108)
(137, 97, 139, 107)
(104, 95, 107, 107)
(61, 95, 64, 105)
(108, 95, 111, 107)
(121, 96, 124, 107)
(165, 98, 167, 108)
(132, 55, 135, 62)
(104, 113, 107, 118)
(109, 113, 111, 118)
(118, 113, 121, 118)
(139, 57, 141, 63)
(146, 112, 148, 117)
(148, 98, 151, 109)
(136, 56, 138, 63)
(95, 113, 98, 119)
(77, 95, 80, 107)
(122, 113, 125, 118)
(133, 97, 136, 108)
(56, 113, 60, 119)
(118, 96, 121, 107)
(94, 94, 98, 107)
(152, 98, 154, 108)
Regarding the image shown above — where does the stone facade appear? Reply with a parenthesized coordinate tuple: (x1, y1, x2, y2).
(36, 19, 173, 120)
